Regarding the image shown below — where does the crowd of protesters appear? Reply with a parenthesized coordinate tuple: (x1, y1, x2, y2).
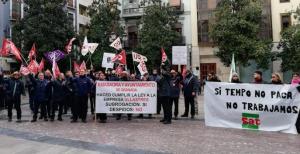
(0, 68, 299, 131)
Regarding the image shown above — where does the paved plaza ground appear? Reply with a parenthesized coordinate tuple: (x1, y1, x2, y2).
(0, 95, 300, 154)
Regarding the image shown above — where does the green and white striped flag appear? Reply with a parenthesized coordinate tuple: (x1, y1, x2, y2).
(229, 53, 236, 82)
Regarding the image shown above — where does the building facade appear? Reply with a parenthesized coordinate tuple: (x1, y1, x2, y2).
(0, 0, 92, 71)
(271, 0, 300, 82)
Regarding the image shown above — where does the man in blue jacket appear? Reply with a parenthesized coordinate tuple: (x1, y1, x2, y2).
(71, 69, 92, 123)
(30, 72, 50, 122)
(158, 69, 172, 124)
(169, 70, 181, 120)
(6, 71, 25, 122)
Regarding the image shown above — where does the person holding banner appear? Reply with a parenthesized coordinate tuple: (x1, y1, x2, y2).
(71, 69, 92, 123)
(271, 73, 283, 84)
(6, 72, 25, 122)
(30, 72, 50, 122)
(253, 71, 266, 84)
(231, 73, 241, 83)
(96, 72, 107, 123)
(181, 70, 198, 119)
(149, 69, 162, 114)
(116, 71, 133, 121)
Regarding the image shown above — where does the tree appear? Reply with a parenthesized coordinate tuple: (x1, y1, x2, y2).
(13, 0, 75, 70)
(138, 0, 180, 69)
(279, 5, 300, 72)
(87, 0, 123, 70)
(210, 0, 272, 69)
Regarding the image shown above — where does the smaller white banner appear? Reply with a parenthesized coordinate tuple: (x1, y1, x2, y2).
(96, 81, 157, 113)
(137, 61, 148, 76)
(110, 37, 122, 50)
(172, 46, 187, 65)
(132, 52, 148, 63)
(102, 52, 115, 69)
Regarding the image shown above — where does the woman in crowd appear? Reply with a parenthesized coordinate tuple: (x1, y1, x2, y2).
(231, 73, 241, 83)
(270, 73, 283, 84)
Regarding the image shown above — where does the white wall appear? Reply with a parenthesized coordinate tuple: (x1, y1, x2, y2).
(271, 0, 300, 42)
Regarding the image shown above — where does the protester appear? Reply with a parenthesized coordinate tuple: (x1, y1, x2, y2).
(253, 71, 266, 84)
(6, 72, 25, 122)
(207, 71, 221, 82)
(137, 73, 152, 119)
(149, 69, 162, 114)
(181, 70, 198, 119)
(116, 71, 132, 121)
(169, 70, 180, 120)
(64, 71, 74, 114)
(25, 75, 35, 112)
(50, 73, 65, 121)
(71, 69, 92, 123)
(97, 72, 107, 123)
(0, 71, 7, 111)
(291, 72, 300, 86)
(108, 70, 119, 81)
(231, 73, 241, 83)
(158, 68, 172, 124)
(270, 73, 283, 84)
(89, 70, 97, 115)
(44, 70, 53, 119)
(30, 72, 50, 122)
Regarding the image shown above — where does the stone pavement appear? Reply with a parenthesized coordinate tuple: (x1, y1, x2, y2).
(0, 94, 300, 154)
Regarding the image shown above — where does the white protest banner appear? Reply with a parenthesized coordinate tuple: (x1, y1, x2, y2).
(102, 52, 115, 68)
(110, 37, 122, 50)
(96, 81, 157, 113)
(81, 36, 89, 56)
(137, 61, 148, 75)
(88, 43, 99, 54)
(132, 52, 148, 63)
(172, 46, 187, 65)
(204, 82, 300, 134)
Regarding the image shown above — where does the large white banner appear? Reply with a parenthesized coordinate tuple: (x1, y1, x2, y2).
(204, 82, 300, 134)
(96, 81, 157, 113)
(172, 46, 187, 65)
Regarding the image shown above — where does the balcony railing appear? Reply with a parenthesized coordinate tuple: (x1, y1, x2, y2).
(122, 8, 144, 18)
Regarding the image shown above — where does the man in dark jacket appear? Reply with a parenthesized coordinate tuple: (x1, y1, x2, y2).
(50, 73, 65, 121)
(158, 69, 172, 124)
(0, 71, 7, 111)
(182, 70, 198, 119)
(44, 70, 53, 119)
(169, 70, 181, 120)
(97, 72, 107, 123)
(71, 69, 92, 123)
(25, 75, 35, 112)
(30, 72, 50, 122)
(6, 72, 25, 122)
(64, 71, 74, 115)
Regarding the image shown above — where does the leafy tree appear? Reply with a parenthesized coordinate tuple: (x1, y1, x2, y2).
(13, 0, 75, 70)
(87, 0, 123, 70)
(138, 0, 180, 69)
(279, 5, 300, 72)
(210, 0, 272, 69)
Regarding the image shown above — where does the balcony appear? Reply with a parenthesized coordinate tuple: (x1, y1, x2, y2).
(122, 7, 144, 18)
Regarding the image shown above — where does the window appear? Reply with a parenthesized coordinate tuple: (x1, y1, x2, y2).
(79, 24, 89, 35)
(281, 14, 291, 31)
(68, 13, 75, 28)
(198, 20, 209, 43)
(280, 0, 290, 3)
(79, 4, 88, 17)
(67, 0, 75, 8)
(11, 0, 21, 20)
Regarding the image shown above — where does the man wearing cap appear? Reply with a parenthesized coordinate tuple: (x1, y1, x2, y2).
(6, 71, 25, 122)
(149, 69, 162, 114)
